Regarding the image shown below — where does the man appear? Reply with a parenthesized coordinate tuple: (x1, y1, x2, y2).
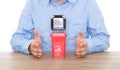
(10, 0, 110, 58)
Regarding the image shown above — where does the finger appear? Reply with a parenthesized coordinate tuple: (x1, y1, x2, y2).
(76, 47, 87, 57)
(76, 52, 81, 56)
(77, 47, 87, 53)
(31, 48, 41, 53)
(83, 41, 87, 49)
(32, 52, 37, 57)
(76, 39, 84, 48)
(32, 49, 42, 57)
(79, 52, 87, 57)
(76, 32, 83, 45)
(76, 49, 80, 54)
(76, 46, 87, 54)
(79, 42, 84, 48)
(34, 29, 39, 40)
(76, 48, 86, 54)
(33, 29, 42, 48)
(36, 50, 42, 57)
(77, 40, 87, 48)
(76, 43, 83, 53)
(77, 55, 85, 58)
(79, 32, 84, 39)
(77, 52, 86, 58)
(79, 41, 87, 52)
(35, 42, 40, 49)
(32, 52, 41, 58)
(32, 50, 41, 57)
(76, 42, 84, 51)
(31, 40, 40, 49)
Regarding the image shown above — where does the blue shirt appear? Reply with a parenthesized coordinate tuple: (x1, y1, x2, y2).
(10, 0, 110, 54)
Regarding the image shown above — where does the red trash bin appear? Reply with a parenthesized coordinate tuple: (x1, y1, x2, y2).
(51, 33, 67, 58)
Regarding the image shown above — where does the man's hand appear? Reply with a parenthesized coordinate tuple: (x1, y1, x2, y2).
(76, 32, 87, 58)
(28, 29, 42, 58)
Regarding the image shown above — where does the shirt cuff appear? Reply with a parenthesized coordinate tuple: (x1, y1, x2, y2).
(85, 39, 94, 54)
(23, 39, 33, 54)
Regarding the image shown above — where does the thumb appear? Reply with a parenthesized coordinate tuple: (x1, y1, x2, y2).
(79, 32, 84, 39)
(34, 29, 39, 39)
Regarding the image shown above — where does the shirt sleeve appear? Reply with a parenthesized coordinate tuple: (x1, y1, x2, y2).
(85, 0, 110, 54)
(10, 0, 34, 54)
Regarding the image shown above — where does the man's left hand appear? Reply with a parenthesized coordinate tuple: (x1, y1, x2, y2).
(76, 32, 87, 58)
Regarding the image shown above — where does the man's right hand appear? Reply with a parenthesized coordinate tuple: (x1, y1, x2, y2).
(28, 29, 42, 58)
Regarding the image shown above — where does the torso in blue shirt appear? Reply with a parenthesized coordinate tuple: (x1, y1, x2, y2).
(11, 0, 110, 54)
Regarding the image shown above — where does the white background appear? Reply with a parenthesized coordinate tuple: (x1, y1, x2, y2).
(0, 0, 120, 52)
